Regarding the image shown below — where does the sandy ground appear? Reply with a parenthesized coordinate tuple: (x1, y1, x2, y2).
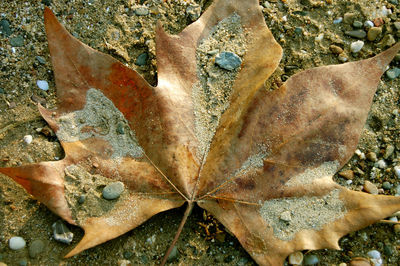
(1, 0, 400, 265)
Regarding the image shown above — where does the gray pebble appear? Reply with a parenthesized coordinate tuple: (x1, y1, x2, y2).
(394, 22, 400, 31)
(386, 67, 400, 80)
(304, 254, 319, 265)
(134, 7, 149, 16)
(19, 259, 28, 266)
(384, 144, 395, 159)
(345, 30, 367, 39)
(123, 250, 133, 259)
(103, 181, 125, 200)
(29, 239, 45, 258)
(135, 52, 148, 66)
(215, 51, 242, 71)
(350, 40, 364, 53)
(167, 246, 178, 262)
(36, 56, 46, 65)
(78, 194, 86, 204)
(52, 220, 74, 244)
(382, 181, 392, 190)
(10, 35, 24, 47)
(367, 27, 382, 41)
(9, 236, 26, 250)
(353, 21, 363, 28)
(294, 27, 303, 35)
(388, 0, 398, 4)
(116, 123, 125, 134)
(0, 19, 11, 37)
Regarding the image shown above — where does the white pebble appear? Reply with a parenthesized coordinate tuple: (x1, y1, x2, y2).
(333, 17, 343, 24)
(9, 236, 26, 250)
(394, 166, 400, 179)
(23, 135, 33, 144)
(350, 40, 364, 53)
(367, 250, 382, 266)
(36, 80, 49, 91)
(355, 149, 366, 159)
(364, 20, 374, 28)
(315, 33, 324, 42)
(346, 180, 353, 185)
(375, 159, 386, 169)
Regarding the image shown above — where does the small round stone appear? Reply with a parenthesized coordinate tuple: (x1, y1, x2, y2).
(367, 250, 381, 260)
(363, 181, 378, 195)
(367, 27, 382, 41)
(9, 236, 26, 250)
(382, 181, 392, 190)
(23, 135, 33, 144)
(394, 166, 400, 178)
(10, 35, 24, 47)
(304, 254, 319, 265)
(350, 40, 364, 53)
(364, 21, 374, 28)
(78, 194, 86, 204)
(215, 51, 242, 71)
(36, 80, 49, 91)
(134, 7, 149, 16)
(288, 251, 303, 265)
(29, 239, 45, 258)
(135, 52, 148, 66)
(103, 181, 125, 200)
(386, 67, 400, 80)
(353, 21, 363, 28)
(329, 44, 343, 54)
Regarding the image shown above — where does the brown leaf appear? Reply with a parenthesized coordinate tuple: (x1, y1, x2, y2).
(1, 0, 400, 265)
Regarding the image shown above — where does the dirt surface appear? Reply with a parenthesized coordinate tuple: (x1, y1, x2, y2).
(1, 0, 400, 265)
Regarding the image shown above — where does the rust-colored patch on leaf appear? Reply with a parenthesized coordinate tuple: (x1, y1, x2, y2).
(1, 0, 400, 265)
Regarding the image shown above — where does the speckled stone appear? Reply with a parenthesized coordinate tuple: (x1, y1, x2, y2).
(10, 35, 24, 47)
(103, 181, 125, 200)
(215, 51, 242, 71)
(29, 239, 45, 258)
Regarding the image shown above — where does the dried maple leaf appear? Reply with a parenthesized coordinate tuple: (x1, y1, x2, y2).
(1, 1, 400, 265)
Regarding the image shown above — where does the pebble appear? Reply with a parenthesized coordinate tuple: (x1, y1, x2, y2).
(19, 259, 27, 266)
(375, 159, 386, 169)
(353, 21, 363, 28)
(367, 27, 382, 41)
(363, 181, 378, 195)
(186, 4, 201, 21)
(167, 246, 178, 262)
(382, 181, 392, 190)
(383, 144, 394, 159)
(394, 224, 400, 233)
(9, 236, 26, 250)
(0, 19, 11, 37)
(118, 260, 131, 266)
(349, 257, 371, 266)
(304, 254, 319, 265)
(383, 244, 394, 256)
(29, 239, 45, 258)
(103, 181, 125, 200)
(333, 17, 343, 24)
(366, 151, 377, 162)
(367, 250, 382, 266)
(36, 56, 46, 65)
(36, 80, 49, 91)
(394, 22, 400, 31)
(364, 21, 374, 28)
(386, 67, 400, 80)
(350, 40, 364, 53)
(23, 135, 33, 144)
(329, 44, 343, 54)
(123, 250, 133, 259)
(78, 194, 86, 204)
(345, 30, 367, 39)
(377, 34, 395, 48)
(343, 12, 356, 24)
(52, 220, 74, 244)
(135, 52, 148, 66)
(394, 166, 400, 178)
(280, 210, 292, 222)
(10, 35, 24, 47)
(288, 251, 303, 265)
(215, 51, 242, 71)
(339, 169, 354, 180)
(134, 7, 149, 16)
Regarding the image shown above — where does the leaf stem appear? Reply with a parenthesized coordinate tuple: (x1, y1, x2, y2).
(160, 201, 194, 266)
